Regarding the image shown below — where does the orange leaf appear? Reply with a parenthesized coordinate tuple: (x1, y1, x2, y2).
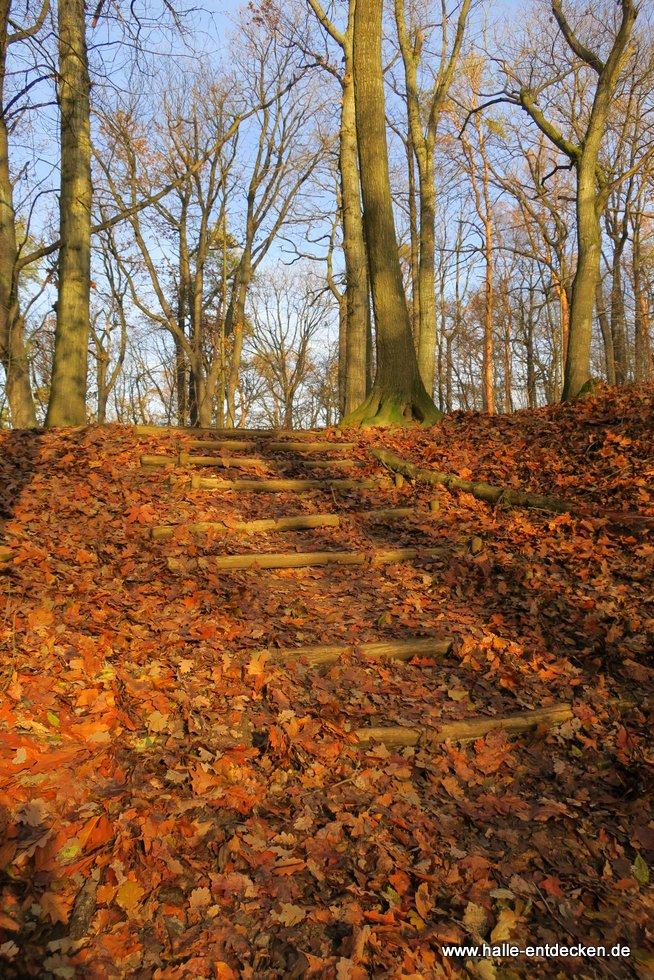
(39, 890, 71, 925)
(115, 879, 145, 914)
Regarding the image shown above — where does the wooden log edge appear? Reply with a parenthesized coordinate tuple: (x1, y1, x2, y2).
(372, 449, 575, 515)
(266, 441, 356, 453)
(355, 703, 577, 748)
(272, 637, 453, 667)
(135, 424, 322, 437)
(150, 506, 422, 540)
(151, 513, 342, 539)
(186, 439, 257, 451)
(190, 475, 385, 492)
(140, 454, 175, 468)
(167, 546, 445, 571)
(178, 452, 265, 468)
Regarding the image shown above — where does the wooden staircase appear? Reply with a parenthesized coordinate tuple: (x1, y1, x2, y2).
(136, 425, 576, 747)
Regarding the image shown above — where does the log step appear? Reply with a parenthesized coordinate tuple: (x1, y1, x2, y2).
(266, 441, 356, 453)
(355, 703, 575, 748)
(135, 424, 321, 437)
(186, 439, 257, 451)
(150, 507, 421, 540)
(281, 459, 365, 470)
(190, 476, 384, 492)
(141, 454, 175, 468)
(273, 637, 453, 667)
(178, 452, 265, 469)
(151, 513, 341, 540)
(167, 546, 445, 571)
(178, 453, 364, 471)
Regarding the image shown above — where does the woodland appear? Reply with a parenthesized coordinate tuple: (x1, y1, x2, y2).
(1, 0, 654, 978)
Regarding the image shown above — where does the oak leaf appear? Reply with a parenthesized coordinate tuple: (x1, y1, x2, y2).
(115, 879, 145, 914)
(272, 903, 306, 926)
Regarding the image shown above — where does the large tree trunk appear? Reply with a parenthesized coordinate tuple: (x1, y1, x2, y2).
(46, 0, 92, 426)
(563, 157, 602, 400)
(0, 0, 37, 428)
(346, 0, 440, 427)
(340, 64, 370, 414)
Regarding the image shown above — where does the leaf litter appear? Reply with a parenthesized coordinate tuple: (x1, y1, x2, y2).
(0, 384, 652, 978)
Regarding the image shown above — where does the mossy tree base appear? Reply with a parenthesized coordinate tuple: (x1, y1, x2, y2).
(341, 386, 443, 429)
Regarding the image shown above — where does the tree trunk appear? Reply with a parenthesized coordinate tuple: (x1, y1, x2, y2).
(46, 0, 92, 426)
(609, 235, 628, 384)
(407, 135, 420, 344)
(595, 278, 615, 385)
(416, 148, 437, 396)
(346, 0, 440, 427)
(563, 157, 602, 400)
(337, 291, 347, 416)
(174, 333, 188, 426)
(0, 0, 37, 428)
(340, 63, 370, 414)
(632, 212, 652, 383)
(226, 259, 250, 427)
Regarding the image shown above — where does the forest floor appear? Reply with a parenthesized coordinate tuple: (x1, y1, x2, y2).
(0, 383, 653, 979)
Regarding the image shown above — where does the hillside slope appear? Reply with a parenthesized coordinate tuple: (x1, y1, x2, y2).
(0, 384, 652, 978)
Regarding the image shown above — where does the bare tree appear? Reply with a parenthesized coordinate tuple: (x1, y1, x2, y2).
(501, 0, 642, 399)
(245, 266, 329, 429)
(224, 5, 330, 425)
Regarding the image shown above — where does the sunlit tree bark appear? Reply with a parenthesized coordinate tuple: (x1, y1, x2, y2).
(344, 0, 440, 426)
(46, 0, 92, 426)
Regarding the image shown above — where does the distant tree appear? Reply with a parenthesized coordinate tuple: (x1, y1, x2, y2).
(245, 268, 328, 429)
(394, 0, 471, 396)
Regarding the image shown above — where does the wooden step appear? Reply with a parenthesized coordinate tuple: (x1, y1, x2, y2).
(150, 507, 422, 540)
(178, 452, 265, 469)
(355, 704, 575, 748)
(282, 459, 364, 470)
(266, 441, 355, 453)
(151, 513, 341, 540)
(167, 546, 445, 571)
(186, 439, 257, 451)
(178, 453, 363, 471)
(273, 637, 453, 667)
(140, 454, 175, 468)
(135, 424, 322, 437)
(189, 476, 384, 492)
